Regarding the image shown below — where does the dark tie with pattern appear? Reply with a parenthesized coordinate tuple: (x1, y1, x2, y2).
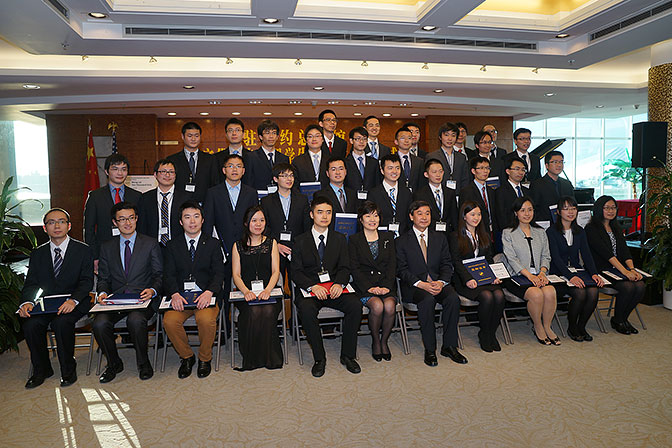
(189, 152, 196, 178)
(124, 240, 132, 276)
(189, 239, 196, 261)
(268, 152, 274, 167)
(403, 155, 411, 182)
(318, 235, 325, 262)
(53, 248, 63, 277)
(160, 192, 170, 245)
(357, 156, 365, 179)
(516, 185, 523, 198)
(338, 188, 346, 212)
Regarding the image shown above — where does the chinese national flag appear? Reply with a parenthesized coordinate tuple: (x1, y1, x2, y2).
(84, 124, 100, 206)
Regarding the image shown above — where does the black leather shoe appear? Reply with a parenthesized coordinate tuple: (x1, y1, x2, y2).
(372, 353, 383, 362)
(567, 327, 584, 342)
(25, 369, 53, 389)
(178, 356, 196, 379)
(478, 331, 493, 353)
(424, 350, 438, 367)
(611, 318, 631, 335)
(99, 362, 124, 384)
(340, 356, 361, 374)
(197, 360, 211, 378)
(60, 372, 77, 387)
(441, 346, 468, 364)
(581, 330, 594, 342)
(491, 335, 502, 352)
(381, 353, 392, 361)
(311, 359, 326, 377)
(624, 320, 639, 334)
(138, 364, 154, 380)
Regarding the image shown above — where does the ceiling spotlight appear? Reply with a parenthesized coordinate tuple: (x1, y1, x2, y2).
(249, 100, 262, 104)
(595, 105, 605, 108)
(199, 112, 209, 116)
(209, 100, 222, 105)
(183, 85, 195, 89)
(364, 101, 376, 105)
(399, 103, 409, 106)
(81, 55, 89, 61)
(421, 25, 437, 31)
(545, 92, 555, 97)
(226, 58, 233, 64)
(22, 84, 40, 89)
(263, 18, 279, 24)
(480, 65, 487, 72)
(433, 89, 444, 93)
(294, 112, 303, 116)
(353, 112, 362, 116)
(568, 59, 576, 65)
(410, 113, 420, 117)
(313, 86, 324, 91)
(295, 58, 302, 66)
(556, 33, 570, 38)
(327, 101, 339, 104)
(232, 112, 241, 116)
(421, 63, 429, 70)
(167, 112, 177, 116)
(289, 100, 302, 104)
(263, 112, 272, 116)
(361, 60, 368, 67)
(382, 113, 391, 117)
(88, 12, 108, 19)
(532, 67, 539, 74)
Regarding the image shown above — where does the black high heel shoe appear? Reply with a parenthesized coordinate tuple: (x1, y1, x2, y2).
(533, 327, 551, 345)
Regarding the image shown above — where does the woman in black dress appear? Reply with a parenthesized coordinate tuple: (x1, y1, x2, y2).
(348, 201, 397, 361)
(449, 201, 505, 352)
(231, 205, 283, 370)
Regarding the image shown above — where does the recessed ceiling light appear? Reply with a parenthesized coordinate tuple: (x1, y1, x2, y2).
(595, 105, 605, 108)
(183, 85, 195, 89)
(399, 103, 409, 106)
(410, 113, 420, 117)
(313, 86, 324, 91)
(327, 101, 339, 104)
(263, 18, 279, 24)
(209, 100, 222, 105)
(364, 101, 376, 105)
(294, 112, 303, 116)
(289, 100, 302, 104)
(232, 112, 241, 116)
(81, 55, 89, 61)
(249, 100, 262, 104)
(22, 84, 40, 89)
(382, 113, 391, 117)
(88, 12, 108, 19)
(421, 25, 437, 31)
(545, 92, 555, 97)
(199, 112, 209, 116)
(556, 33, 570, 38)
(433, 89, 444, 93)
(263, 112, 272, 116)
(353, 112, 362, 116)
(167, 112, 177, 116)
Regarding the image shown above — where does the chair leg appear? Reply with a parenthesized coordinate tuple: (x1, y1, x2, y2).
(553, 312, 566, 338)
(153, 314, 161, 370)
(500, 317, 510, 345)
(502, 310, 514, 345)
(215, 308, 223, 372)
(606, 297, 615, 317)
(96, 347, 103, 376)
(593, 308, 607, 333)
(294, 302, 303, 366)
(281, 300, 288, 365)
(86, 333, 95, 376)
(634, 306, 647, 330)
(400, 307, 411, 355)
(230, 311, 236, 369)
(457, 325, 464, 350)
(161, 326, 168, 373)
(48, 332, 57, 357)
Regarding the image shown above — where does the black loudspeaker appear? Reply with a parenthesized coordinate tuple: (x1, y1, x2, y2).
(632, 121, 667, 168)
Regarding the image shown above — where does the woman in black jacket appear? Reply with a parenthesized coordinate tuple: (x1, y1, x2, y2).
(348, 201, 397, 361)
(584, 195, 645, 335)
(449, 201, 505, 352)
(546, 196, 604, 342)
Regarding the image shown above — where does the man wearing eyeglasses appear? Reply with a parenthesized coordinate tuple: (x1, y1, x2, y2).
(459, 156, 497, 232)
(495, 158, 531, 231)
(501, 128, 541, 182)
(246, 120, 290, 191)
(482, 124, 504, 159)
(93, 202, 163, 383)
(319, 110, 347, 158)
(20, 208, 94, 389)
(471, 130, 503, 183)
(137, 159, 190, 248)
(345, 126, 381, 192)
(530, 150, 575, 222)
(215, 118, 249, 181)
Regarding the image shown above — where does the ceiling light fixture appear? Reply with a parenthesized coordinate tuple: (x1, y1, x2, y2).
(199, 112, 209, 116)
(149, 56, 157, 63)
(382, 113, 391, 117)
(313, 86, 324, 91)
(421, 63, 429, 70)
(167, 112, 177, 116)
(209, 100, 221, 105)
(433, 89, 444, 93)
(532, 67, 539, 74)
(480, 65, 487, 72)
(88, 12, 108, 19)
(361, 60, 368, 67)
(568, 59, 576, 65)
(353, 112, 362, 116)
(226, 58, 233, 64)
(289, 100, 302, 104)
(295, 58, 302, 66)
(364, 101, 376, 105)
(81, 55, 89, 61)
(421, 25, 437, 31)
(22, 84, 40, 89)
(183, 85, 195, 89)
(399, 103, 409, 106)
(249, 100, 262, 104)
(263, 18, 279, 24)
(263, 112, 272, 116)
(294, 112, 303, 116)
(556, 33, 570, 38)
(410, 113, 420, 117)
(232, 112, 241, 116)
(595, 105, 605, 108)
(545, 92, 555, 97)
(327, 101, 339, 104)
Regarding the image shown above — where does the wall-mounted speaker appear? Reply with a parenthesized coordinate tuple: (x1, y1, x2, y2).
(632, 121, 668, 168)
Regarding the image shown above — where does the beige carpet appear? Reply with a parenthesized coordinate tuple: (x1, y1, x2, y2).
(1, 304, 671, 448)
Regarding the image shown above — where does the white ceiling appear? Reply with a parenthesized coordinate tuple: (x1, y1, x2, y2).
(0, 0, 670, 122)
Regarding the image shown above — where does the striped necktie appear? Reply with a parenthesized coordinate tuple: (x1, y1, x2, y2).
(53, 248, 63, 277)
(160, 192, 170, 245)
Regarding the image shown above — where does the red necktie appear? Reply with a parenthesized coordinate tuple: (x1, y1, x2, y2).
(114, 188, 121, 204)
(328, 141, 333, 152)
(481, 185, 488, 210)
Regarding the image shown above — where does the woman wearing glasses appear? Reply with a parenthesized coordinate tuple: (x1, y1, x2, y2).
(546, 196, 604, 342)
(585, 196, 645, 335)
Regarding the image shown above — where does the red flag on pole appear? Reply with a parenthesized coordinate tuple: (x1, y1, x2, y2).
(84, 122, 100, 207)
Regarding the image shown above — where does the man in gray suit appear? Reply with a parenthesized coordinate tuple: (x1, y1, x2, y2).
(93, 202, 163, 383)
(426, 122, 470, 193)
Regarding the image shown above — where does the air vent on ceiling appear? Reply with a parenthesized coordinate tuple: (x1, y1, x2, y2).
(590, 0, 672, 41)
(124, 27, 537, 51)
(45, 0, 69, 20)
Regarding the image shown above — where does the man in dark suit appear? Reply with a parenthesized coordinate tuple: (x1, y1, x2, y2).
(482, 124, 505, 160)
(530, 150, 575, 222)
(315, 157, 360, 215)
(137, 159, 190, 248)
(426, 122, 471, 193)
(364, 115, 391, 160)
(319, 109, 347, 158)
(93, 202, 163, 383)
(84, 153, 141, 273)
(368, 154, 412, 235)
(396, 200, 467, 367)
(214, 118, 249, 182)
(292, 124, 330, 186)
(395, 126, 426, 193)
(291, 196, 363, 377)
(345, 126, 381, 192)
(494, 157, 530, 232)
(261, 163, 312, 279)
(19, 208, 94, 389)
(162, 201, 225, 379)
(404, 122, 428, 159)
(167, 121, 220, 203)
(246, 120, 291, 191)
(471, 130, 504, 184)
(413, 158, 458, 234)
(455, 122, 476, 159)
(500, 127, 541, 182)
(459, 157, 497, 232)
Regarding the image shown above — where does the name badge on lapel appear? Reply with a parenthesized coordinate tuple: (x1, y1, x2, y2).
(280, 231, 292, 242)
(184, 281, 197, 291)
(267, 185, 278, 194)
(445, 180, 457, 190)
(251, 280, 265, 293)
(388, 222, 400, 232)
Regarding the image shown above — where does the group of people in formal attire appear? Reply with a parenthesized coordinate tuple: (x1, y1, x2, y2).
(19, 112, 647, 388)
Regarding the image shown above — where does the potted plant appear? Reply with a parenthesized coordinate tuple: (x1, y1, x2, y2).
(602, 156, 643, 198)
(644, 164, 672, 309)
(0, 177, 38, 353)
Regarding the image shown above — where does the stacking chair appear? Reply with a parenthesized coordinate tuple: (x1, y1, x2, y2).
(397, 278, 450, 354)
(595, 286, 647, 332)
(457, 294, 510, 348)
(358, 300, 410, 355)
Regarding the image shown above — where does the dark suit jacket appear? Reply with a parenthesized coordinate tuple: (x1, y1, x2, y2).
(314, 185, 360, 214)
(395, 229, 454, 302)
(584, 221, 632, 272)
(322, 135, 347, 159)
(137, 188, 190, 242)
(368, 183, 412, 234)
(501, 151, 541, 183)
(246, 148, 290, 191)
(546, 226, 598, 278)
(292, 149, 330, 186)
(468, 154, 504, 186)
(366, 141, 391, 159)
(426, 148, 470, 193)
(412, 147, 428, 159)
(84, 185, 141, 259)
(397, 151, 426, 193)
(344, 153, 381, 192)
(214, 147, 250, 184)
(494, 181, 530, 232)
(97, 233, 163, 296)
(462, 147, 477, 160)
(413, 184, 458, 233)
(203, 181, 258, 257)
(530, 174, 575, 222)
(448, 230, 496, 287)
(260, 191, 311, 249)
(459, 181, 497, 232)
(348, 231, 396, 298)
(21, 239, 94, 313)
(291, 230, 350, 290)
(167, 150, 220, 203)
(163, 234, 225, 296)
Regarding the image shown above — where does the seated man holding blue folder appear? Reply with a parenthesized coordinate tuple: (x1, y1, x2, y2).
(93, 202, 163, 383)
(163, 201, 224, 379)
(19, 208, 94, 389)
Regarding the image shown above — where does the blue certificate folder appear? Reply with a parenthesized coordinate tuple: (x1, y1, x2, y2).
(334, 213, 358, 239)
(181, 292, 205, 309)
(568, 270, 598, 286)
(510, 275, 534, 287)
(462, 256, 496, 286)
(229, 287, 282, 305)
(299, 182, 321, 202)
(103, 293, 143, 305)
(485, 177, 500, 189)
(29, 294, 70, 315)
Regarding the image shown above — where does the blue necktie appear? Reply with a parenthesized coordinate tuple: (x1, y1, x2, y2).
(53, 248, 63, 277)
(189, 239, 196, 261)
(403, 155, 411, 181)
(516, 185, 523, 198)
(318, 235, 325, 262)
(389, 188, 396, 212)
(268, 152, 274, 167)
(370, 142, 378, 159)
(357, 156, 365, 179)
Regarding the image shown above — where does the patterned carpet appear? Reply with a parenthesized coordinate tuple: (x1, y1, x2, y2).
(1, 304, 671, 447)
